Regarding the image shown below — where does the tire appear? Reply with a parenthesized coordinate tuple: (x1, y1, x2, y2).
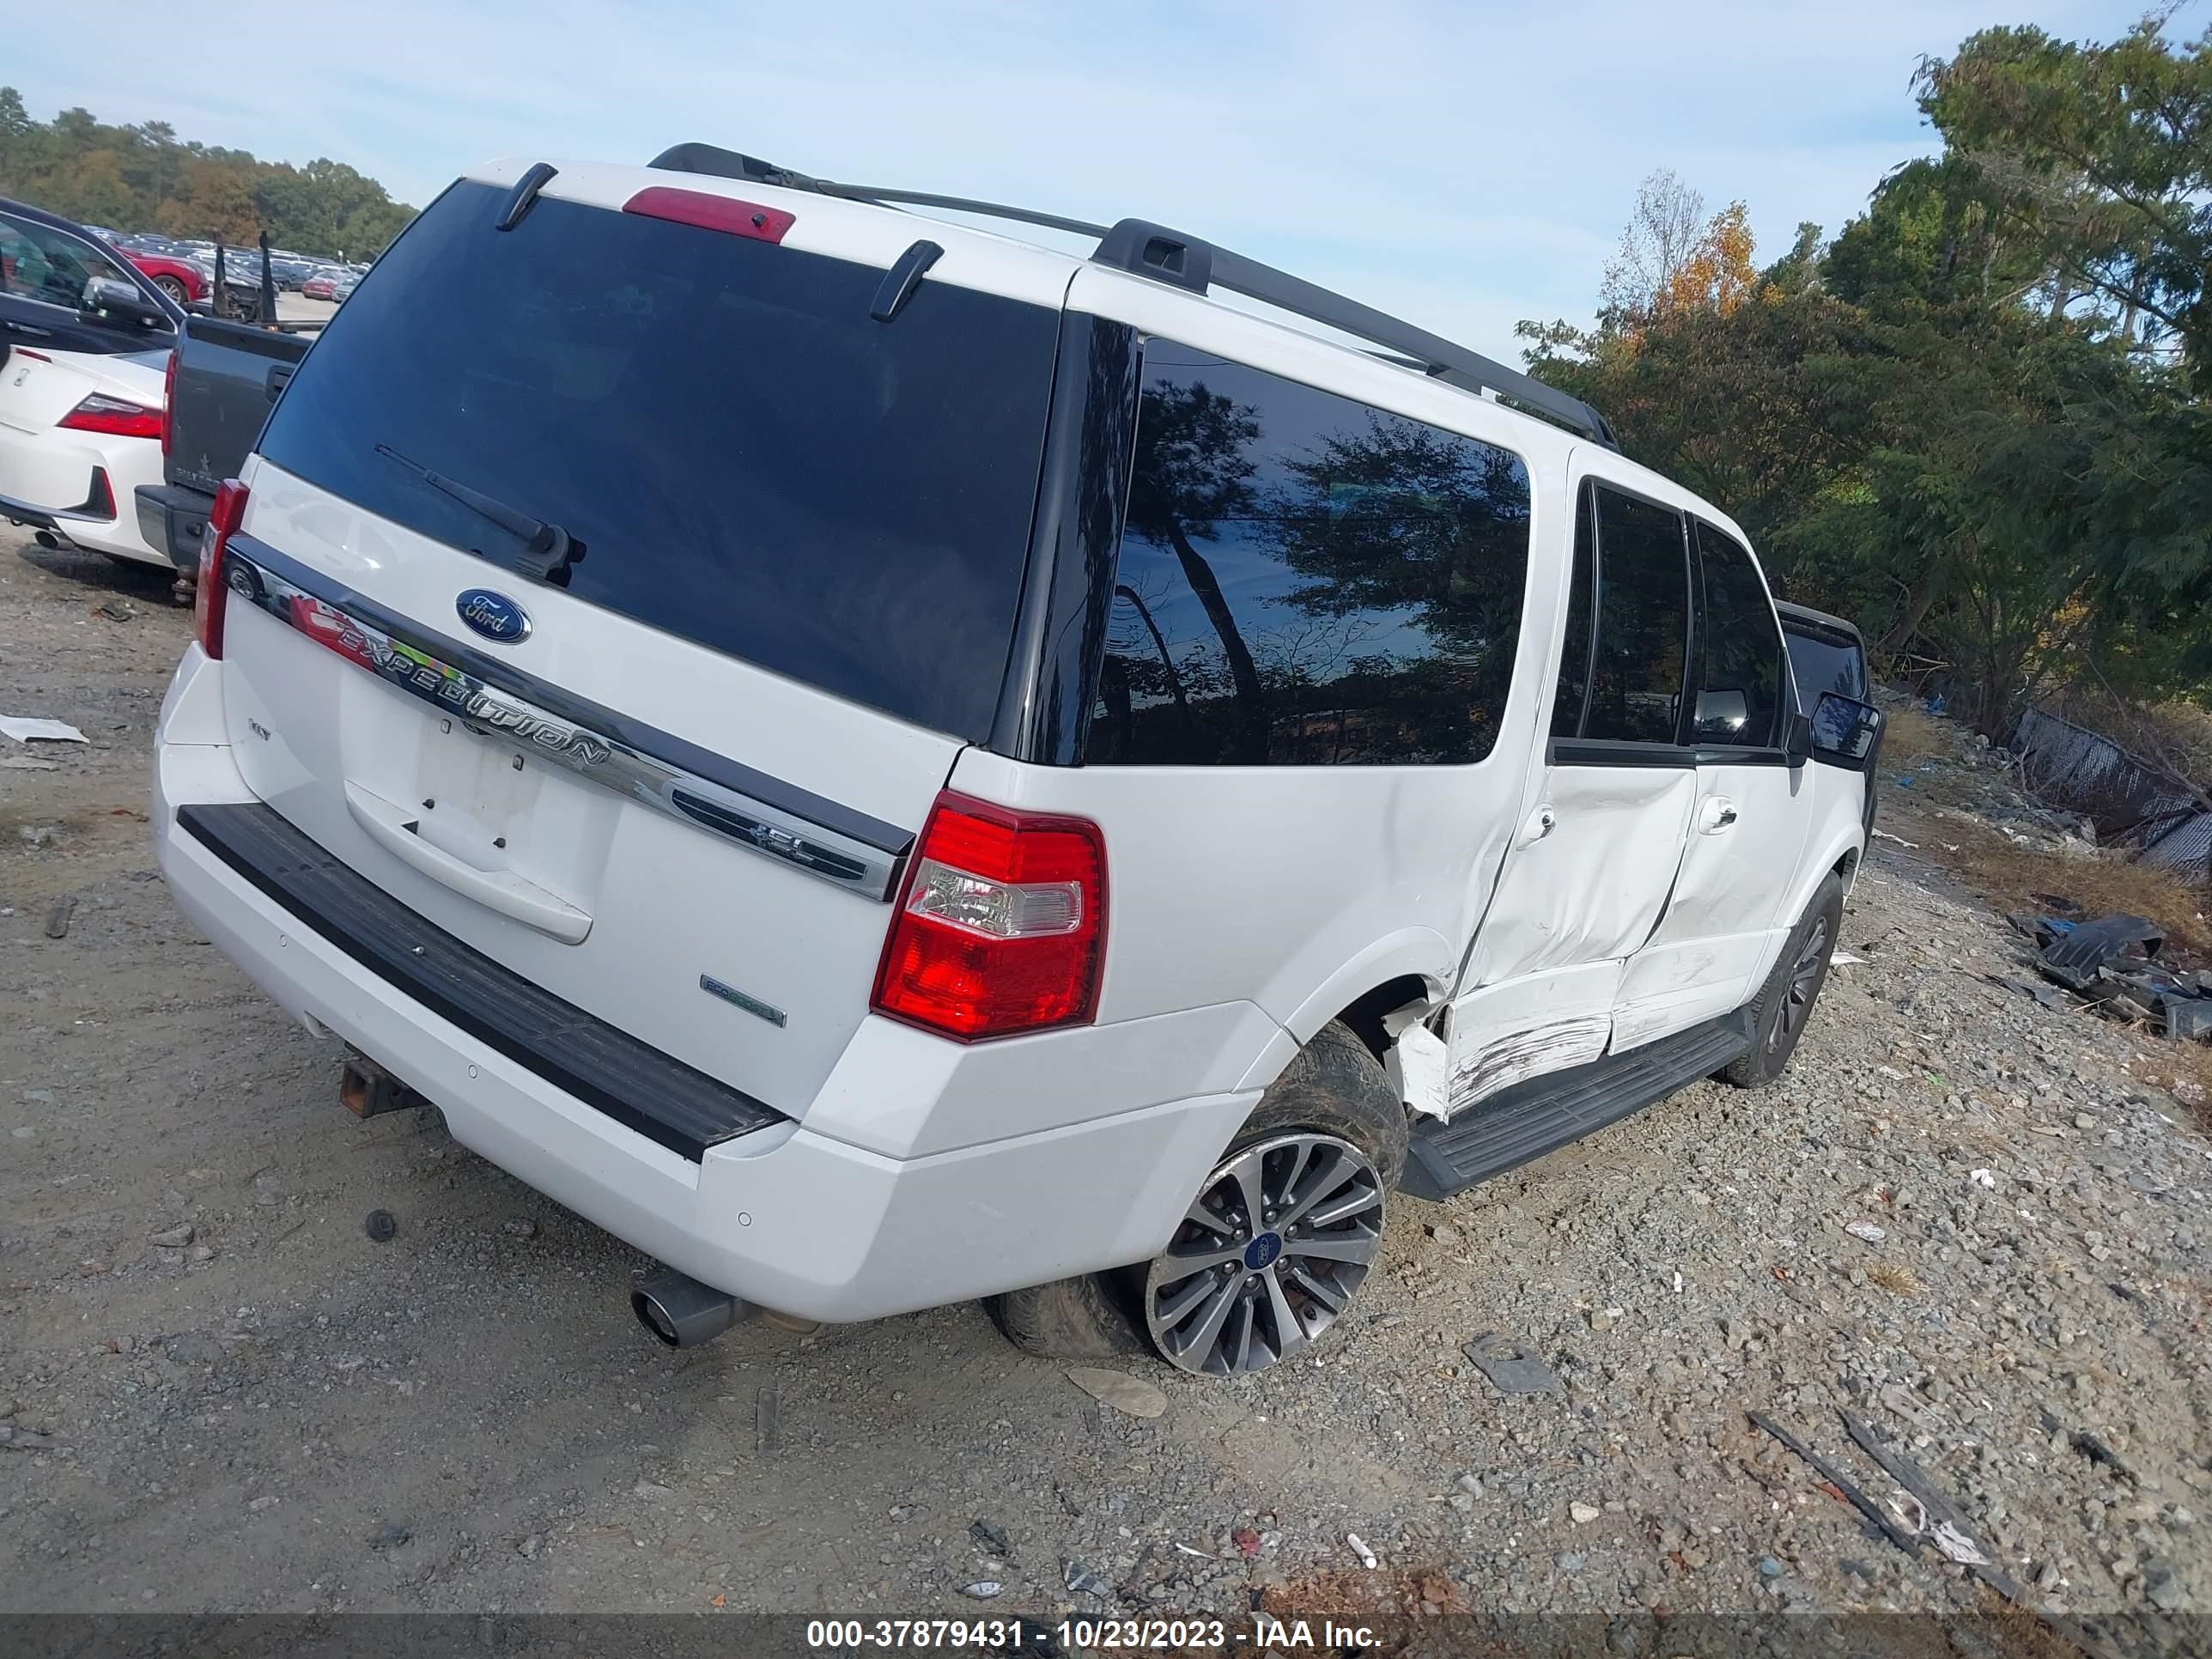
(1723, 874, 1844, 1088)
(154, 275, 189, 303)
(983, 1020, 1408, 1374)
(983, 1270, 1147, 1362)
(1228, 1018, 1409, 1187)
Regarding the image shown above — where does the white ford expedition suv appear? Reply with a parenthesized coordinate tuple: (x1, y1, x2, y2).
(152, 145, 1883, 1377)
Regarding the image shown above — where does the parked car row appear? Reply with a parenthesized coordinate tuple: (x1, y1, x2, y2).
(0, 196, 348, 574)
(82, 225, 368, 306)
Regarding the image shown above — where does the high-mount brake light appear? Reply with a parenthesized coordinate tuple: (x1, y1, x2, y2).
(623, 186, 794, 243)
(195, 479, 248, 659)
(872, 791, 1108, 1042)
(58, 392, 161, 441)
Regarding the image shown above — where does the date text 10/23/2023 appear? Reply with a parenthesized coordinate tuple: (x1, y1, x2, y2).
(803, 1618, 1378, 1650)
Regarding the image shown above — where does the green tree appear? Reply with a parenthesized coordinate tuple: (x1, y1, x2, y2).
(176, 157, 261, 246)
(1917, 20, 2212, 382)
(0, 85, 416, 258)
(63, 149, 132, 226)
(1518, 16, 2212, 738)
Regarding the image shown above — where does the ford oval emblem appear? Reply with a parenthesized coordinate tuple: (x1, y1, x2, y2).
(456, 589, 530, 643)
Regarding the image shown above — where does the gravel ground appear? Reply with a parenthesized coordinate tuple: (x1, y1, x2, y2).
(3, 529, 2207, 1638)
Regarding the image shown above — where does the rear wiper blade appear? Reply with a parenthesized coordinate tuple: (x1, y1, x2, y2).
(373, 444, 584, 580)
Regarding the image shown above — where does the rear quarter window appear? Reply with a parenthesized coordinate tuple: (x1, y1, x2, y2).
(1086, 343, 1532, 767)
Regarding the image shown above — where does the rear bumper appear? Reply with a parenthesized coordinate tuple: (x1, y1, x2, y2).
(136, 482, 212, 571)
(153, 649, 1260, 1322)
(0, 420, 167, 564)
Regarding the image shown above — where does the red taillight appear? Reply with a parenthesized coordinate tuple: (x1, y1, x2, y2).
(160, 349, 177, 458)
(58, 392, 161, 441)
(623, 186, 794, 243)
(872, 791, 1108, 1042)
(195, 478, 247, 659)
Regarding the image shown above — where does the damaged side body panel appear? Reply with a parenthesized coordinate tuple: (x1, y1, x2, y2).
(1440, 766, 1699, 1115)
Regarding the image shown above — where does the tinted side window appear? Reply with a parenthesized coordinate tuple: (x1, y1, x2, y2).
(1550, 484, 1595, 738)
(0, 211, 128, 309)
(1087, 343, 1531, 767)
(1583, 487, 1689, 744)
(1692, 521, 1784, 748)
(1780, 626, 1866, 708)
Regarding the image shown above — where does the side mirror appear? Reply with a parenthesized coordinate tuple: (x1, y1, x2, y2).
(80, 276, 169, 332)
(1809, 692, 1883, 768)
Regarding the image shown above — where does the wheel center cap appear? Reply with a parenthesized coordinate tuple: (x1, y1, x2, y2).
(1243, 1231, 1282, 1271)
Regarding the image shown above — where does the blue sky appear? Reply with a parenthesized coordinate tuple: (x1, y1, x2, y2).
(8, 1, 2165, 357)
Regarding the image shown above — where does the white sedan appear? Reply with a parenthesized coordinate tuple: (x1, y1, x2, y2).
(1, 197, 184, 569)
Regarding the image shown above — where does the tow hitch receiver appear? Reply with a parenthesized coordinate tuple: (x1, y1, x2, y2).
(340, 1052, 433, 1119)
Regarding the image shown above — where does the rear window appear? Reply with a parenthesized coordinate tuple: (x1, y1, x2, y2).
(257, 180, 1060, 740)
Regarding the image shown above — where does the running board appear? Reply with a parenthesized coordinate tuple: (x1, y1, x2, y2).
(1400, 1010, 1754, 1201)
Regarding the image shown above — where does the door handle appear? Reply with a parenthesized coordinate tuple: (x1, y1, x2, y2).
(265, 363, 295, 401)
(1698, 797, 1740, 835)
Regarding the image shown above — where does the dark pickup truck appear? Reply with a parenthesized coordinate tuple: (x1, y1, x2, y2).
(136, 313, 313, 577)
(1778, 599, 1882, 833)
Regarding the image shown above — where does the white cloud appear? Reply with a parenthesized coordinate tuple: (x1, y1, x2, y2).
(8, 0, 2153, 356)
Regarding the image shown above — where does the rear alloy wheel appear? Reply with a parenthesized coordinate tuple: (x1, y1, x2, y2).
(981, 1020, 1404, 1371)
(1143, 1131, 1384, 1376)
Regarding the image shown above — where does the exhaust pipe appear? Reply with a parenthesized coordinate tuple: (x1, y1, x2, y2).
(632, 1266, 755, 1348)
(33, 530, 62, 550)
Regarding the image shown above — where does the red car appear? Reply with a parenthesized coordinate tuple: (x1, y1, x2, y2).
(120, 250, 207, 305)
(301, 275, 336, 300)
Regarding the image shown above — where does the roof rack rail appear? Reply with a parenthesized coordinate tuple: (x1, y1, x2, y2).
(646, 143, 1619, 448)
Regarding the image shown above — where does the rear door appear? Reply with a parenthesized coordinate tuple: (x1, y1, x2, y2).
(1448, 474, 1699, 1109)
(217, 173, 1073, 1116)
